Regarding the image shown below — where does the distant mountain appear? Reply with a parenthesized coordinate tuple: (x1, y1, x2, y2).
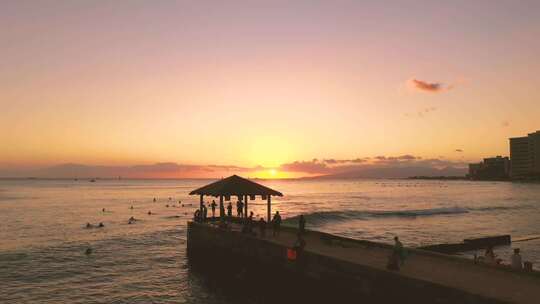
(311, 166, 466, 179)
(5, 162, 193, 179)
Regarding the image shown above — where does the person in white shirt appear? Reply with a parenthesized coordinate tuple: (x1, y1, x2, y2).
(511, 248, 523, 270)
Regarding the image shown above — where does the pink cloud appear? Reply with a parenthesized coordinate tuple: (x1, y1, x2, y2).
(409, 79, 449, 93)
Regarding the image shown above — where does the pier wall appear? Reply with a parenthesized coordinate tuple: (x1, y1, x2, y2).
(187, 222, 506, 304)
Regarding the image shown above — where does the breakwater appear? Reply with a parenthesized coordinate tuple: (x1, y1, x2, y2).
(187, 221, 540, 304)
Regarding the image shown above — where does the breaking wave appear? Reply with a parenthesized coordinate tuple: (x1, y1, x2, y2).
(283, 207, 469, 225)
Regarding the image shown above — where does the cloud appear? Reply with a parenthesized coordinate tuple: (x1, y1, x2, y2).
(409, 79, 450, 93)
(279, 154, 466, 177)
(501, 120, 510, 127)
(279, 160, 329, 174)
(455, 149, 463, 153)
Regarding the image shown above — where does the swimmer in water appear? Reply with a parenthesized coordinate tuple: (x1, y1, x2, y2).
(130, 205, 134, 210)
(153, 198, 156, 202)
(85, 248, 93, 255)
(98, 222, 104, 228)
(102, 208, 105, 212)
(86, 223, 92, 228)
(148, 211, 152, 215)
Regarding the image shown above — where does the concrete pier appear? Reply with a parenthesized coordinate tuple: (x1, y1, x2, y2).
(188, 221, 540, 304)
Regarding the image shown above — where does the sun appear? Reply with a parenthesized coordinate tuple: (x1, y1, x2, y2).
(269, 169, 277, 176)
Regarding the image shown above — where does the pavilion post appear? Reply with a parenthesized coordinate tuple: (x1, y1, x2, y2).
(200, 194, 203, 214)
(267, 196, 271, 223)
(244, 195, 248, 218)
(219, 195, 224, 219)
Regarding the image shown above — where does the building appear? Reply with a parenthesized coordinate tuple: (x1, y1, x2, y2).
(468, 156, 510, 180)
(509, 130, 540, 179)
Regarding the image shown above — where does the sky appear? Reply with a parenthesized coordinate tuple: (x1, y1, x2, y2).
(1, 1, 540, 178)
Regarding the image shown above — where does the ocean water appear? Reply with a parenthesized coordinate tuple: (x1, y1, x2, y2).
(1, 178, 540, 303)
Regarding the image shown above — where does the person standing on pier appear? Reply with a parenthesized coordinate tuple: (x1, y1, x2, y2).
(219, 200, 225, 220)
(393, 236, 407, 266)
(511, 248, 523, 270)
(227, 202, 233, 218)
(484, 246, 497, 265)
(202, 205, 208, 221)
(387, 236, 405, 271)
(236, 200, 243, 217)
(272, 211, 282, 237)
(299, 214, 306, 234)
(210, 200, 217, 218)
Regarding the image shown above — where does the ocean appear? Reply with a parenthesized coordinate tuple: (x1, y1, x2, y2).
(1, 178, 540, 303)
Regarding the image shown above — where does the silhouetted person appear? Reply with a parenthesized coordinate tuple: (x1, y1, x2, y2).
(299, 214, 306, 234)
(194, 209, 201, 222)
(485, 246, 496, 265)
(98, 222, 104, 228)
(102, 208, 105, 212)
(153, 197, 156, 202)
(259, 218, 266, 237)
(227, 202, 233, 218)
(236, 200, 243, 217)
(219, 200, 225, 219)
(210, 200, 217, 218)
(272, 211, 282, 237)
(130, 205, 134, 210)
(511, 248, 523, 270)
(202, 205, 208, 221)
(393, 236, 406, 266)
(386, 236, 405, 271)
(148, 211, 152, 215)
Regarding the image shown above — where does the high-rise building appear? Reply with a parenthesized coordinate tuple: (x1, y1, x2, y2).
(468, 156, 510, 180)
(509, 130, 540, 178)
(529, 131, 540, 173)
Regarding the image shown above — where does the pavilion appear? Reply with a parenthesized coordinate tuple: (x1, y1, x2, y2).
(189, 175, 283, 222)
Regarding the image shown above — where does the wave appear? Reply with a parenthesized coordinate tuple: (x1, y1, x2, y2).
(468, 205, 520, 212)
(283, 207, 469, 225)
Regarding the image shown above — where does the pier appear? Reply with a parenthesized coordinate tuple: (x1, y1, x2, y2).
(187, 176, 540, 304)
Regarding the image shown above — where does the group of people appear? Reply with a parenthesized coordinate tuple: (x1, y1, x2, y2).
(478, 246, 527, 270)
(192, 199, 264, 222)
(240, 210, 284, 238)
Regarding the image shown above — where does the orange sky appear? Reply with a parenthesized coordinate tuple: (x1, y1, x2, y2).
(1, 1, 539, 178)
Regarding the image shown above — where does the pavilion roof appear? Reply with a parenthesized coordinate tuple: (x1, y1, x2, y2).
(189, 175, 283, 197)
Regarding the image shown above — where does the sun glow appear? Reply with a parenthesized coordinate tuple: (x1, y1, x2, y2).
(251, 168, 292, 179)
